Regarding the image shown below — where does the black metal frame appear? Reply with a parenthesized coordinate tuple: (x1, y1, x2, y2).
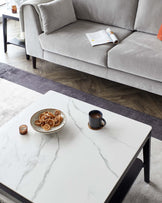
(2, 13, 29, 60)
(0, 183, 31, 203)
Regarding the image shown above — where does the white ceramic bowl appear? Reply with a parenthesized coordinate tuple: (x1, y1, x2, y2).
(30, 108, 66, 134)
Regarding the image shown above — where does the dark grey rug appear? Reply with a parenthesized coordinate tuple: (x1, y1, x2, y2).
(0, 62, 161, 141)
(0, 62, 162, 203)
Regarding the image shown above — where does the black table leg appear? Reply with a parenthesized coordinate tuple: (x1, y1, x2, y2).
(143, 135, 151, 183)
(3, 15, 7, 53)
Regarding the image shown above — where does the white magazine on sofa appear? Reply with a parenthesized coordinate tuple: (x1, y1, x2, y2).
(86, 28, 119, 46)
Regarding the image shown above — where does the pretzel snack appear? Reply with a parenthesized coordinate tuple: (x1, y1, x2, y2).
(34, 110, 63, 131)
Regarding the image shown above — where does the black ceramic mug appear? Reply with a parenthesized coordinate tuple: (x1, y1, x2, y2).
(89, 110, 106, 129)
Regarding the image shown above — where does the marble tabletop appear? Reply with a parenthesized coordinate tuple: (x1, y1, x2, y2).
(0, 91, 152, 203)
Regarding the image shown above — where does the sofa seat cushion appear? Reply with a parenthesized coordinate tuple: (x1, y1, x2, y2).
(39, 20, 131, 67)
(108, 32, 162, 82)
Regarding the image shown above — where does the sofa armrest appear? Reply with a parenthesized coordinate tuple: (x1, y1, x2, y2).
(23, 5, 43, 58)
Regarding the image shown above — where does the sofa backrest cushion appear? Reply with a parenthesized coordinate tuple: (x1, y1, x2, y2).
(134, 0, 162, 34)
(72, 0, 139, 30)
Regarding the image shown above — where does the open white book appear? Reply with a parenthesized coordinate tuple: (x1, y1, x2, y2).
(86, 28, 119, 46)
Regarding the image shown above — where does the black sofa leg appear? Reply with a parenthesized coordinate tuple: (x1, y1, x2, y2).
(32, 57, 36, 69)
(26, 54, 30, 60)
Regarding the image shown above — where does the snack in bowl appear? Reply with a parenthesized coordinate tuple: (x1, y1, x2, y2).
(30, 108, 66, 133)
(34, 110, 63, 131)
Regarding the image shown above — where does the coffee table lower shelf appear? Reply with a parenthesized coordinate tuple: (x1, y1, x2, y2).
(7, 38, 25, 48)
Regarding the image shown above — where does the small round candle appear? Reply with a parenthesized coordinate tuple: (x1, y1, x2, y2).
(12, 5, 17, 13)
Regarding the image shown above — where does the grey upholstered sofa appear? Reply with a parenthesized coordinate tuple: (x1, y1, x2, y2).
(21, 0, 162, 95)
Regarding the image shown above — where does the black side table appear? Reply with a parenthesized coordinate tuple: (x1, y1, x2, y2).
(2, 11, 29, 60)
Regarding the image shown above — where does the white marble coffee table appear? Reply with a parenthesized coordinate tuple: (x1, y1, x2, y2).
(0, 90, 152, 203)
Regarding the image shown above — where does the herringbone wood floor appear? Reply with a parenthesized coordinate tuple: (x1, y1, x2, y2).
(0, 20, 162, 119)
